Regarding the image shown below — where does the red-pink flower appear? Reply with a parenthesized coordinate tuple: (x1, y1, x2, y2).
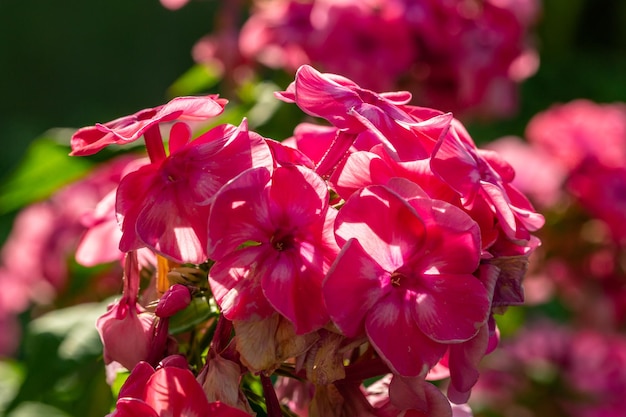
(207, 165, 339, 334)
(323, 180, 489, 376)
(276, 65, 452, 172)
(109, 357, 251, 417)
(430, 120, 544, 243)
(70, 94, 227, 156)
(116, 120, 273, 264)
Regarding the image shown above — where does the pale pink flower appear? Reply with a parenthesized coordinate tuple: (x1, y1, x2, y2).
(207, 165, 339, 334)
(71, 94, 227, 156)
(96, 252, 154, 371)
(525, 99, 626, 171)
(323, 180, 490, 376)
(116, 120, 273, 264)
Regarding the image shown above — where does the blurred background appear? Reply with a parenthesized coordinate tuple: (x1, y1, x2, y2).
(0, 0, 626, 416)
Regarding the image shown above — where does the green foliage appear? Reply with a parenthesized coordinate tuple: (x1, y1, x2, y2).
(0, 131, 93, 215)
(2, 303, 113, 417)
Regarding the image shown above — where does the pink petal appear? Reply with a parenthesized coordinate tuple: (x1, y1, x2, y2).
(269, 165, 328, 229)
(412, 273, 490, 343)
(209, 247, 275, 321)
(334, 185, 426, 272)
(114, 398, 159, 417)
(144, 367, 212, 416)
(207, 167, 272, 260)
(323, 238, 390, 338)
(261, 246, 329, 334)
(366, 292, 446, 376)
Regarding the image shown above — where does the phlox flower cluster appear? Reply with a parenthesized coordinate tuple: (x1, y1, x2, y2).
(62, 65, 542, 416)
(185, 0, 540, 119)
(487, 99, 626, 326)
(471, 321, 626, 417)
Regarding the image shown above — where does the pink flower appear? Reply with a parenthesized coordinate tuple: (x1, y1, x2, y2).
(109, 357, 251, 417)
(276, 65, 452, 173)
(305, 1, 415, 92)
(323, 180, 490, 376)
(70, 94, 227, 156)
(239, 0, 316, 71)
(525, 99, 626, 171)
(96, 252, 154, 370)
(75, 155, 149, 267)
(116, 120, 273, 264)
(431, 120, 544, 243)
(207, 165, 339, 334)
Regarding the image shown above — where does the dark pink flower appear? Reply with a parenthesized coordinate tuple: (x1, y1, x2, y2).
(70, 95, 227, 156)
(108, 358, 251, 417)
(431, 121, 544, 243)
(323, 180, 489, 376)
(207, 165, 339, 334)
(116, 120, 273, 264)
(276, 65, 452, 172)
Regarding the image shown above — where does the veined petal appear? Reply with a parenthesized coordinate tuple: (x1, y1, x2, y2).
(366, 292, 446, 376)
(207, 167, 272, 260)
(209, 246, 275, 321)
(261, 247, 329, 334)
(335, 185, 426, 271)
(269, 165, 329, 229)
(144, 367, 212, 417)
(323, 238, 388, 337)
(411, 273, 490, 343)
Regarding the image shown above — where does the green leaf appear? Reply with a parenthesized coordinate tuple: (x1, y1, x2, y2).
(167, 63, 223, 97)
(6, 402, 72, 417)
(169, 295, 217, 335)
(0, 361, 24, 415)
(0, 130, 93, 214)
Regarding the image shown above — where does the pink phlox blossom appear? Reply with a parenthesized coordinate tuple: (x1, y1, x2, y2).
(323, 180, 490, 376)
(70, 94, 227, 156)
(431, 120, 544, 243)
(282, 123, 339, 166)
(116, 120, 273, 264)
(207, 165, 339, 334)
(75, 155, 150, 267)
(96, 252, 154, 371)
(525, 99, 626, 171)
(567, 158, 626, 244)
(329, 145, 499, 250)
(305, 1, 415, 92)
(239, 0, 316, 71)
(367, 374, 454, 417)
(108, 356, 251, 417)
(276, 65, 452, 175)
(485, 136, 566, 207)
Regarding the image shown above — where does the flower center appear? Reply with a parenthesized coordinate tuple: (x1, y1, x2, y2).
(390, 271, 406, 288)
(270, 233, 294, 252)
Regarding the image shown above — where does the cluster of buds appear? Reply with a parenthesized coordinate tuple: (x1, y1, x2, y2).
(70, 65, 543, 416)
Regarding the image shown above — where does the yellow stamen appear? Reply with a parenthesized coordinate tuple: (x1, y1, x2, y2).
(156, 255, 178, 295)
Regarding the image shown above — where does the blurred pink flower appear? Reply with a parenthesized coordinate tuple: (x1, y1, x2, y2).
(525, 99, 626, 171)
